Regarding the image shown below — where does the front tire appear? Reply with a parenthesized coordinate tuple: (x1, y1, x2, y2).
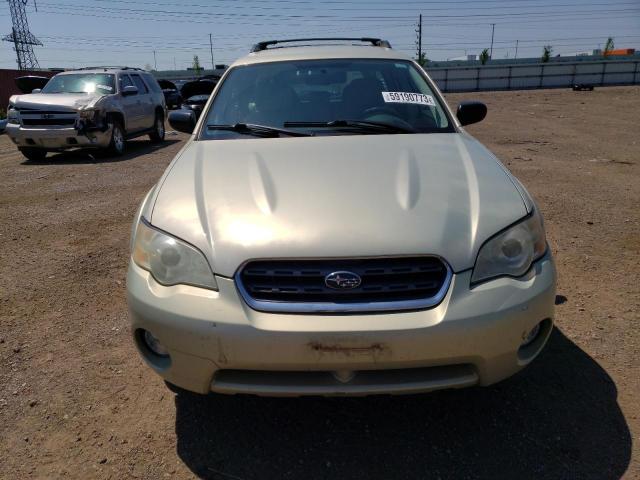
(149, 114, 165, 143)
(107, 121, 125, 156)
(19, 147, 47, 162)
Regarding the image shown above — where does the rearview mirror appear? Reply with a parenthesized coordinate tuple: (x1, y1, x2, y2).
(168, 110, 196, 134)
(31, 88, 41, 94)
(456, 101, 487, 126)
(122, 85, 138, 96)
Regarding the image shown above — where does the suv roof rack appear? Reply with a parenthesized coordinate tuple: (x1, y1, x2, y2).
(251, 37, 392, 53)
(74, 66, 144, 71)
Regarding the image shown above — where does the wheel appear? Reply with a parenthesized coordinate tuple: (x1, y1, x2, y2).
(19, 147, 47, 162)
(149, 113, 165, 143)
(107, 121, 125, 156)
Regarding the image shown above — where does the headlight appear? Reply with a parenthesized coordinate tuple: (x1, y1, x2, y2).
(132, 219, 218, 290)
(78, 107, 99, 121)
(471, 210, 547, 285)
(7, 107, 19, 124)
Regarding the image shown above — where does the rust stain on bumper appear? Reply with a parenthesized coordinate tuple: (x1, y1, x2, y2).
(308, 341, 388, 357)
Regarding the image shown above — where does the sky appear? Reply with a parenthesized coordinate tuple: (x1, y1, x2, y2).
(1, 0, 639, 70)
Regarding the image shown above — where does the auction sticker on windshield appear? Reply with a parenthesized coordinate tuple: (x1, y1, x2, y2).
(382, 92, 435, 106)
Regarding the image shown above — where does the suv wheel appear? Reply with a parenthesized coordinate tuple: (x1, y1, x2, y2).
(108, 121, 125, 156)
(19, 147, 47, 162)
(149, 114, 165, 143)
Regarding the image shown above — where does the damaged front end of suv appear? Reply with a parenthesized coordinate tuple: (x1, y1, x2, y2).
(74, 98, 112, 137)
(6, 68, 166, 161)
(6, 72, 122, 161)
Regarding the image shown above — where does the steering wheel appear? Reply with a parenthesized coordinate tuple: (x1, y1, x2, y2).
(362, 106, 416, 131)
(363, 106, 398, 117)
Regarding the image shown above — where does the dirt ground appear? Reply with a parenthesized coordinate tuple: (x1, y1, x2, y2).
(0, 86, 638, 480)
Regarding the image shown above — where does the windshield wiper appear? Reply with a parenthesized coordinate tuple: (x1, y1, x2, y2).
(207, 123, 313, 137)
(283, 120, 416, 134)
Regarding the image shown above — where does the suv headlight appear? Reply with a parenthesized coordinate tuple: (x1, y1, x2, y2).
(471, 210, 547, 285)
(7, 106, 19, 124)
(132, 219, 218, 290)
(78, 107, 99, 121)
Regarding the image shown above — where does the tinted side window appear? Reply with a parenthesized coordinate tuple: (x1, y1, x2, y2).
(119, 74, 134, 92)
(131, 74, 149, 94)
(142, 73, 161, 93)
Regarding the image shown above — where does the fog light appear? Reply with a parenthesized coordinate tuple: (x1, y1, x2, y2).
(521, 323, 541, 347)
(143, 330, 169, 357)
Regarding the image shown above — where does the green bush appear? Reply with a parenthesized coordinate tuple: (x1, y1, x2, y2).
(0, 108, 6, 120)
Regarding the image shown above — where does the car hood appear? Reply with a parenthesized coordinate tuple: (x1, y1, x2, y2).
(158, 79, 177, 90)
(15, 75, 51, 94)
(184, 95, 209, 106)
(180, 79, 216, 99)
(9, 92, 106, 112)
(150, 133, 527, 277)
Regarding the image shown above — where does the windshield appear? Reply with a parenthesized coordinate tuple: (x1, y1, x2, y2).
(200, 59, 453, 140)
(41, 73, 116, 95)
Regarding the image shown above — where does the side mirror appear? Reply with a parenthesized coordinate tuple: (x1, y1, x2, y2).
(31, 88, 41, 94)
(456, 101, 487, 126)
(168, 110, 196, 134)
(122, 85, 138, 96)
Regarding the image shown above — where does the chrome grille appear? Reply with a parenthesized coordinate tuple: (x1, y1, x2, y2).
(22, 118, 75, 126)
(236, 257, 452, 313)
(19, 110, 78, 127)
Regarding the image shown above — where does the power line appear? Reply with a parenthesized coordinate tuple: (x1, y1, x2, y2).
(36, 0, 640, 7)
(36, 2, 640, 20)
(31, 9, 640, 31)
(37, 33, 640, 44)
(7, 0, 639, 68)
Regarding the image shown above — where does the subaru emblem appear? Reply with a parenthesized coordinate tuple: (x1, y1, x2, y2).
(325, 271, 361, 290)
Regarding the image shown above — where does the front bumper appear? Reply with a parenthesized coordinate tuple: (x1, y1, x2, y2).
(127, 252, 556, 396)
(5, 123, 112, 150)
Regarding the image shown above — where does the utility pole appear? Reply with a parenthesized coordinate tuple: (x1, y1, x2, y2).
(515, 39, 519, 59)
(489, 23, 495, 59)
(415, 14, 422, 63)
(153, 50, 157, 70)
(173, 56, 176, 71)
(209, 33, 214, 70)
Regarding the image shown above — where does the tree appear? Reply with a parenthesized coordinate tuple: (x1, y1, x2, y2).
(603, 37, 615, 56)
(479, 48, 490, 65)
(416, 52, 428, 66)
(541, 45, 552, 63)
(192, 55, 202, 75)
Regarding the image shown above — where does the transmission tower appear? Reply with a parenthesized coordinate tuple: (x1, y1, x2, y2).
(2, 0, 42, 70)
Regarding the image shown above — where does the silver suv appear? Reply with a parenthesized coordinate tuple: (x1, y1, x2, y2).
(6, 67, 166, 161)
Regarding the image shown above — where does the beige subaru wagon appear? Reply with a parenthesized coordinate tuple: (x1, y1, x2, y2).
(127, 38, 556, 396)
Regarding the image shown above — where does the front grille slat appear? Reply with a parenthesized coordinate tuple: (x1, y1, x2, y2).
(237, 257, 451, 313)
(22, 118, 76, 126)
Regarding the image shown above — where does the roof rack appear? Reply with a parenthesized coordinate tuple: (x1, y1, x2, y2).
(74, 66, 144, 71)
(251, 37, 392, 53)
